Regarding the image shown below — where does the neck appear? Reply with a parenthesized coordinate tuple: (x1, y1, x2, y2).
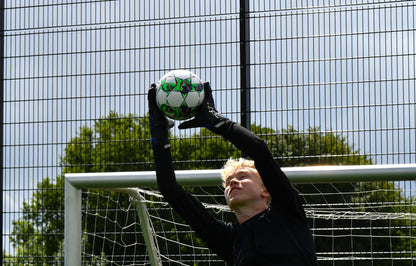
(233, 205, 268, 224)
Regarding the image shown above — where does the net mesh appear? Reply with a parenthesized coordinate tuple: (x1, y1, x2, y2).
(81, 181, 416, 265)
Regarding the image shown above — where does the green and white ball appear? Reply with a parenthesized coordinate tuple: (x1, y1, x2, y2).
(156, 70, 205, 120)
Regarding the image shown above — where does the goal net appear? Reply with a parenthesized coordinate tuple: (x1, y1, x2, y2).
(65, 165, 416, 265)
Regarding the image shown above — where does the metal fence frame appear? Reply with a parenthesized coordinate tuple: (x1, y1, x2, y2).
(2, 1, 416, 264)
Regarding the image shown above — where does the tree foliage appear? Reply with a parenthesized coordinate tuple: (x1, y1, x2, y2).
(9, 111, 415, 265)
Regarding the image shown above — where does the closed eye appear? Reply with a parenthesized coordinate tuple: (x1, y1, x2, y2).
(225, 174, 248, 187)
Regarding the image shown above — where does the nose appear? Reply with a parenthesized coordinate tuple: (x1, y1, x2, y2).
(229, 178, 238, 186)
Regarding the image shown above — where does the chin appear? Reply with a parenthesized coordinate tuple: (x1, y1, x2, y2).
(227, 198, 244, 209)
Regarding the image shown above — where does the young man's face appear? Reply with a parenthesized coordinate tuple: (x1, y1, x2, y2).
(224, 167, 269, 211)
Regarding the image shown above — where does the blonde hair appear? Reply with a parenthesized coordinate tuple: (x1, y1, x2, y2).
(221, 158, 259, 186)
(221, 158, 271, 205)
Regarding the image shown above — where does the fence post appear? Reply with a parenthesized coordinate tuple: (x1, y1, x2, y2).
(239, 0, 250, 130)
(0, 0, 5, 262)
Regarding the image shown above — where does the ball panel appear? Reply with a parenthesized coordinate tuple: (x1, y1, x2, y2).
(160, 106, 196, 120)
(198, 90, 205, 105)
(158, 104, 174, 118)
(180, 82, 192, 93)
(165, 75, 177, 82)
(166, 91, 184, 108)
(184, 91, 201, 107)
(155, 89, 168, 106)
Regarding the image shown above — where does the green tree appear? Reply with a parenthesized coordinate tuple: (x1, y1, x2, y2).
(9, 112, 414, 265)
(10, 111, 153, 265)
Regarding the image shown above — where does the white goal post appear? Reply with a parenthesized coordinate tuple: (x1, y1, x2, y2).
(64, 164, 416, 265)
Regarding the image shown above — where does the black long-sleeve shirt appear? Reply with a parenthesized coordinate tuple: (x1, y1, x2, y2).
(153, 120, 318, 265)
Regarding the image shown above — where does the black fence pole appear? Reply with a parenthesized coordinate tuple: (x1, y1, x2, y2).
(0, 0, 4, 262)
(239, 0, 250, 130)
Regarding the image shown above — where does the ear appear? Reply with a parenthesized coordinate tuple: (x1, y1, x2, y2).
(261, 187, 270, 199)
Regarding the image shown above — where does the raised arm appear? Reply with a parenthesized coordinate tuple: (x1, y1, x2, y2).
(179, 84, 304, 217)
(148, 85, 234, 262)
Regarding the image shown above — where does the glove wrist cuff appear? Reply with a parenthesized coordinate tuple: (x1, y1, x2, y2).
(204, 114, 232, 135)
(151, 138, 171, 149)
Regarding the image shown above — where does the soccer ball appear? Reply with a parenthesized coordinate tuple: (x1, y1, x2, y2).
(156, 70, 205, 120)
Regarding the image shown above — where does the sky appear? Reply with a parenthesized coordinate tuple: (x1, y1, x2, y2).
(3, 0, 416, 255)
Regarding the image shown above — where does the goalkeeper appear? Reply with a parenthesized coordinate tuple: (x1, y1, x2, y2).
(148, 83, 318, 265)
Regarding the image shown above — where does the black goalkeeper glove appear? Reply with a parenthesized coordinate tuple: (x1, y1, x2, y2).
(178, 82, 229, 134)
(148, 84, 174, 148)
